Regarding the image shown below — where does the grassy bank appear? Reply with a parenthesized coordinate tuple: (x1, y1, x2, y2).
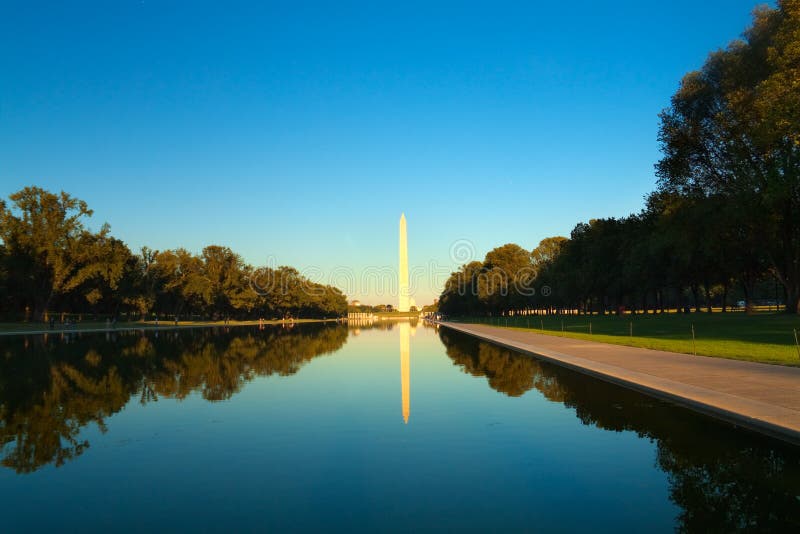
(453, 312, 800, 366)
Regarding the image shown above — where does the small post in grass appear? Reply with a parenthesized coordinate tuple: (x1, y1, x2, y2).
(691, 324, 697, 356)
(561, 320, 564, 332)
(629, 321, 632, 337)
(794, 329, 800, 360)
(589, 321, 592, 335)
(526, 317, 530, 329)
(540, 319, 544, 332)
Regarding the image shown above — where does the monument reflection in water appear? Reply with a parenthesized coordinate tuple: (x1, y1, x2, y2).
(0, 322, 798, 531)
(400, 320, 410, 424)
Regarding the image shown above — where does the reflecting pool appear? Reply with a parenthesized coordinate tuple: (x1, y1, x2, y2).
(0, 321, 798, 531)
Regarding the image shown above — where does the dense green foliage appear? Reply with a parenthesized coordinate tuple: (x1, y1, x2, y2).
(440, 2, 800, 317)
(0, 187, 347, 321)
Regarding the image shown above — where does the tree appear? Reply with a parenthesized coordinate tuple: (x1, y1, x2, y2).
(201, 245, 256, 316)
(124, 247, 159, 317)
(439, 261, 484, 316)
(656, 1, 800, 312)
(530, 236, 568, 277)
(478, 243, 534, 313)
(0, 187, 122, 320)
(74, 234, 134, 312)
(0, 242, 8, 318)
(152, 248, 209, 317)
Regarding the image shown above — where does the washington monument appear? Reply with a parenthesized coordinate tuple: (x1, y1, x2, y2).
(398, 213, 410, 312)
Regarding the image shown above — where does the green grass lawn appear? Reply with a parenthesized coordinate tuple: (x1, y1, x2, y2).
(456, 312, 800, 366)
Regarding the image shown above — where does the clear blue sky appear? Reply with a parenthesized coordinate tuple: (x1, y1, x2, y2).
(0, 1, 768, 304)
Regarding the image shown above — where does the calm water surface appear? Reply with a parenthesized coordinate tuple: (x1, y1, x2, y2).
(1, 321, 798, 532)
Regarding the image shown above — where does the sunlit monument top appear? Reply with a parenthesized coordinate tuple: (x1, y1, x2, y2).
(398, 213, 410, 312)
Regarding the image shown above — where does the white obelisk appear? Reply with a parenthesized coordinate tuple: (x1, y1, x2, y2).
(398, 213, 410, 312)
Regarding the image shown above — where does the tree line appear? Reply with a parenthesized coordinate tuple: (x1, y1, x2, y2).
(440, 2, 799, 316)
(0, 186, 348, 322)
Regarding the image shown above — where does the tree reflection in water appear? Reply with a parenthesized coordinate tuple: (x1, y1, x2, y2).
(0, 324, 347, 473)
(438, 328, 800, 532)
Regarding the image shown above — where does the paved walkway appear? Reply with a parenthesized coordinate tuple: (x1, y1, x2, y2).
(442, 322, 800, 445)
